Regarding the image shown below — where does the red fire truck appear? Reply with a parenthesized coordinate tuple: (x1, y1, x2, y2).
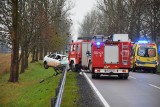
(88, 35, 131, 79)
(68, 37, 92, 71)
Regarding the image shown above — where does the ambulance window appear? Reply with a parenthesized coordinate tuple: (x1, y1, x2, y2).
(148, 48, 156, 57)
(138, 47, 145, 56)
(138, 47, 156, 57)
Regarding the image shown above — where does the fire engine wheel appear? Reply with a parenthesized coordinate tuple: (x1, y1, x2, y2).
(123, 76, 128, 79)
(118, 75, 128, 80)
(88, 62, 92, 72)
(70, 61, 75, 71)
(75, 64, 80, 72)
(92, 74, 100, 79)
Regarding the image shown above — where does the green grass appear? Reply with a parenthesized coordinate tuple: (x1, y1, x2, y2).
(0, 61, 60, 107)
(61, 72, 79, 107)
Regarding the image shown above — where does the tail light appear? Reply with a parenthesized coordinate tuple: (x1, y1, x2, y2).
(122, 69, 128, 73)
(95, 69, 100, 73)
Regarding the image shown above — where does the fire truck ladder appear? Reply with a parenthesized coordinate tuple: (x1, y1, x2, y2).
(122, 43, 129, 65)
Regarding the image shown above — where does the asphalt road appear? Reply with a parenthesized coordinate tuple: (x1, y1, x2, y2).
(85, 72, 160, 107)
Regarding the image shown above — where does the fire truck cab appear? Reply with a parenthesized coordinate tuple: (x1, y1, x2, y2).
(68, 38, 91, 71)
(89, 35, 131, 79)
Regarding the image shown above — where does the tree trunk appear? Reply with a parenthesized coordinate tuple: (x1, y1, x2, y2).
(31, 48, 35, 63)
(39, 47, 43, 60)
(20, 48, 25, 73)
(35, 48, 38, 61)
(24, 45, 29, 69)
(9, 0, 19, 82)
(44, 47, 47, 57)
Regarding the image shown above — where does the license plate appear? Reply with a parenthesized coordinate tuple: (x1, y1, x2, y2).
(105, 69, 114, 73)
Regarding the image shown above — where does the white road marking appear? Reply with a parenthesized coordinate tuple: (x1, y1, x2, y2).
(129, 76, 136, 79)
(83, 73, 110, 107)
(149, 84, 160, 90)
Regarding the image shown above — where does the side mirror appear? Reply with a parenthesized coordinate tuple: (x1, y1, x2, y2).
(65, 45, 68, 53)
(86, 51, 91, 57)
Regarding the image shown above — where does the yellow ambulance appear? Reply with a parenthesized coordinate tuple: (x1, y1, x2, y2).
(132, 41, 158, 73)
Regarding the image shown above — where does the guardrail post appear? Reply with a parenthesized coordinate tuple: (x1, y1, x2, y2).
(51, 98, 54, 107)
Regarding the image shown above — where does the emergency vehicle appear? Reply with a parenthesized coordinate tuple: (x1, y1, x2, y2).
(132, 40, 158, 73)
(68, 37, 92, 71)
(89, 34, 131, 79)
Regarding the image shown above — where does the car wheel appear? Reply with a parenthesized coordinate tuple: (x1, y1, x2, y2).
(152, 69, 157, 74)
(133, 68, 136, 72)
(96, 74, 100, 78)
(44, 62, 49, 69)
(118, 75, 128, 80)
(123, 76, 128, 79)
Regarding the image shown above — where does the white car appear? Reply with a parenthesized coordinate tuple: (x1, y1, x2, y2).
(43, 53, 68, 69)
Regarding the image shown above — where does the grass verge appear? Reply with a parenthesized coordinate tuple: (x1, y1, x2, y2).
(0, 61, 60, 107)
(61, 71, 79, 107)
(0, 53, 11, 75)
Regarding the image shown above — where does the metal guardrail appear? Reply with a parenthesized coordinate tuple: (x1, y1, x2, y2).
(51, 65, 68, 107)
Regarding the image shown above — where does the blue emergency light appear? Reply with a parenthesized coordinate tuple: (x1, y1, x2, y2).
(96, 42, 101, 49)
(96, 42, 100, 46)
(138, 40, 148, 43)
(158, 45, 160, 54)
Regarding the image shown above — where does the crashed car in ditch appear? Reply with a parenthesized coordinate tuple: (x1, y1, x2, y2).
(43, 53, 68, 69)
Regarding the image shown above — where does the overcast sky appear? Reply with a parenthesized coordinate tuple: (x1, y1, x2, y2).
(70, 0, 96, 41)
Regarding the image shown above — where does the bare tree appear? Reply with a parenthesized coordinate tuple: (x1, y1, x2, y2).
(146, 0, 160, 41)
(79, 9, 103, 37)
(1, 0, 74, 80)
(0, 0, 12, 46)
(8, 0, 19, 82)
(93, 0, 160, 41)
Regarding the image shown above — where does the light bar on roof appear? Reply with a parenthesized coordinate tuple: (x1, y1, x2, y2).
(138, 40, 148, 43)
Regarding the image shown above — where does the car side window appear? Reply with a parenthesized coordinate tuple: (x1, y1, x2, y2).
(51, 54, 56, 58)
(56, 55, 61, 60)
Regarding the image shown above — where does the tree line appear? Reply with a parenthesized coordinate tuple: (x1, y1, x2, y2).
(79, 0, 160, 42)
(0, 0, 73, 82)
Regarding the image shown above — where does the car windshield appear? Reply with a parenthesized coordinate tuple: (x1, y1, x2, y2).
(137, 46, 156, 57)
